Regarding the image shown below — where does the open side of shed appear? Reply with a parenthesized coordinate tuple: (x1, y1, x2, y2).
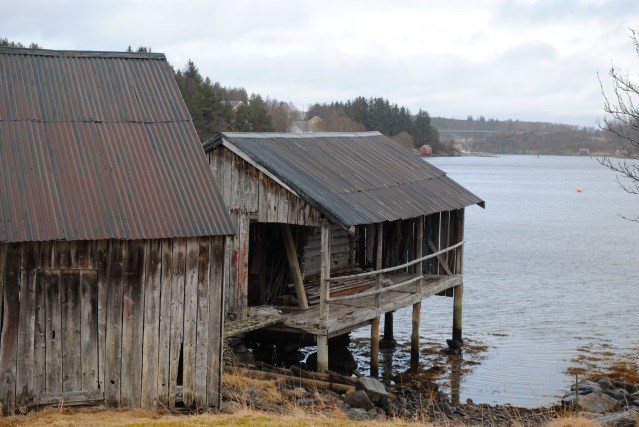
(204, 132, 483, 374)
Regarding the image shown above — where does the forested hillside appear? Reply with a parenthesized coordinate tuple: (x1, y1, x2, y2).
(432, 116, 619, 155)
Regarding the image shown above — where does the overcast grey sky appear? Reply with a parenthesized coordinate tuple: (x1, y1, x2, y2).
(3, 0, 639, 126)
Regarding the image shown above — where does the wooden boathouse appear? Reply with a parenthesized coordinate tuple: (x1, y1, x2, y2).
(203, 131, 483, 373)
(0, 48, 235, 414)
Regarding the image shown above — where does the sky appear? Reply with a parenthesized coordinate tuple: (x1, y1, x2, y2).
(2, 0, 639, 127)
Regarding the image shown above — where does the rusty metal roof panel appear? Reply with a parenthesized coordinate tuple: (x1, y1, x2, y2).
(0, 48, 235, 242)
(206, 132, 483, 228)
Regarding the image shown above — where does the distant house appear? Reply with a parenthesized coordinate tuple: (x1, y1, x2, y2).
(0, 47, 235, 414)
(223, 100, 245, 112)
(288, 116, 322, 133)
(578, 148, 590, 156)
(419, 144, 433, 156)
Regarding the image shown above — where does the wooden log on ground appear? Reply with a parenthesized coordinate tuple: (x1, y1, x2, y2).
(224, 366, 355, 394)
(290, 366, 359, 387)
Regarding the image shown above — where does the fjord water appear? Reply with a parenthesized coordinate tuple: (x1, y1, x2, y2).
(353, 155, 639, 407)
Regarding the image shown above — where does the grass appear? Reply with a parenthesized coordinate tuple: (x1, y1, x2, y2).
(0, 371, 606, 427)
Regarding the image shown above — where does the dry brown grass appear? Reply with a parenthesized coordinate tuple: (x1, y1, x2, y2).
(543, 417, 600, 427)
(0, 406, 432, 427)
(0, 372, 606, 426)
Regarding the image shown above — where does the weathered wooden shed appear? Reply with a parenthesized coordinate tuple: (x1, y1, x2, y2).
(203, 131, 483, 373)
(0, 48, 235, 414)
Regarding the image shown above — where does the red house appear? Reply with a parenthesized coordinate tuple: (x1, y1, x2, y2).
(419, 144, 433, 156)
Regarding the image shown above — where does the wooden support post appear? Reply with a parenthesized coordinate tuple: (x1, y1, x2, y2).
(374, 223, 383, 308)
(382, 311, 395, 346)
(411, 215, 424, 370)
(317, 335, 328, 374)
(281, 225, 308, 310)
(452, 283, 463, 342)
(318, 221, 331, 373)
(411, 302, 421, 371)
(370, 222, 383, 377)
(370, 317, 380, 377)
(416, 216, 424, 288)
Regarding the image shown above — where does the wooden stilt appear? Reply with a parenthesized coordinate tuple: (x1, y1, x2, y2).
(410, 302, 421, 371)
(318, 221, 331, 373)
(317, 335, 328, 373)
(370, 222, 383, 377)
(382, 311, 395, 346)
(370, 317, 380, 377)
(411, 215, 424, 371)
(452, 283, 463, 342)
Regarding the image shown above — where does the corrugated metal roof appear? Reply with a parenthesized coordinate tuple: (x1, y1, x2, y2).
(204, 132, 484, 228)
(0, 47, 235, 243)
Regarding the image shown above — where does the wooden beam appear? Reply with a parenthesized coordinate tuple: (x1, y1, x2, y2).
(427, 239, 453, 276)
(281, 225, 308, 310)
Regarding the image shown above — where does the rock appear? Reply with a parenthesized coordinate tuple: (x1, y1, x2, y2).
(562, 393, 578, 405)
(593, 411, 638, 427)
(446, 339, 463, 349)
(357, 376, 388, 405)
(576, 391, 623, 414)
(367, 408, 378, 418)
(613, 382, 639, 394)
(374, 413, 387, 421)
(344, 390, 375, 410)
(321, 389, 340, 399)
(597, 378, 614, 389)
(344, 407, 370, 420)
(220, 400, 242, 414)
(572, 380, 603, 394)
(296, 398, 319, 406)
(605, 388, 630, 401)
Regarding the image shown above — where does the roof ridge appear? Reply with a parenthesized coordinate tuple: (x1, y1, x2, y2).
(0, 47, 165, 60)
(0, 118, 192, 125)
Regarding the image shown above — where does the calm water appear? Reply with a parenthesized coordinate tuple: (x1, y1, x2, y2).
(351, 155, 639, 408)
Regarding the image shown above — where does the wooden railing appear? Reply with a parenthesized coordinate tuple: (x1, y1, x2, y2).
(325, 241, 464, 302)
(317, 224, 463, 332)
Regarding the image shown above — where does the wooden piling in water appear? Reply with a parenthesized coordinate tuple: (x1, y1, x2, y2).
(382, 311, 395, 346)
(370, 223, 383, 376)
(411, 215, 424, 370)
(370, 317, 380, 377)
(410, 302, 421, 371)
(317, 222, 331, 373)
(452, 283, 463, 342)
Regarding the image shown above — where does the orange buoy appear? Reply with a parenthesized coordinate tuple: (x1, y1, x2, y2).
(576, 188, 583, 192)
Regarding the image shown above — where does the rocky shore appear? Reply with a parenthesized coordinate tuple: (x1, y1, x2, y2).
(560, 377, 639, 426)
(222, 360, 639, 426)
(221, 365, 563, 426)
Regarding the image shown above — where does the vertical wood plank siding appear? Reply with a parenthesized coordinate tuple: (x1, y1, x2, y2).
(208, 147, 322, 319)
(0, 237, 226, 414)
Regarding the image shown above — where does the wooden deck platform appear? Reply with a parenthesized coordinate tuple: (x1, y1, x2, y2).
(267, 273, 462, 338)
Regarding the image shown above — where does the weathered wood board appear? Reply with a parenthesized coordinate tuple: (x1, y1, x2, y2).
(0, 236, 226, 413)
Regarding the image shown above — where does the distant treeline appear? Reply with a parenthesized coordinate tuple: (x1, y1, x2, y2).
(431, 116, 620, 155)
(306, 98, 443, 153)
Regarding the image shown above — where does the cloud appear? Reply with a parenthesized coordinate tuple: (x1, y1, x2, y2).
(2, 0, 638, 126)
